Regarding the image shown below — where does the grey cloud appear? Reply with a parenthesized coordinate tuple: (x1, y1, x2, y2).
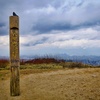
(0, 0, 100, 35)
(0, 23, 7, 36)
(76, 0, 84, 7)
(29, 0, 100, 34)
(27, 0, 51, 8)
(0, 30, 7, 36)
(22, 0, 66, 9)
(22, 37, 48, 47)
(0, 23, 5, 27)
(32, 22, 72, 34)
(32, 19, 100, 34)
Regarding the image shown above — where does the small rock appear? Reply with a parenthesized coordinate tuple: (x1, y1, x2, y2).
(92, 74, 97, 78)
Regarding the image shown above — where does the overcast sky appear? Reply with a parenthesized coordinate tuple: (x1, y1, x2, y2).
(0, 0, 100, 56)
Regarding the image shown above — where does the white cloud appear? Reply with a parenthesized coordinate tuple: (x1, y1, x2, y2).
(0, 26, 100, 56)
(0, 35, 9, 46)
(51, 39, 100, 48)
(19, 27, 100, 50)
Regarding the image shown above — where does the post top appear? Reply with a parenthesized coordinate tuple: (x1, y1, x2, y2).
(10, 16, 19, 18)
(9, 16, 19, 29)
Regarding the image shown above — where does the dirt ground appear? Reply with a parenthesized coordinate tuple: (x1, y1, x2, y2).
(0, 68, 100, 100)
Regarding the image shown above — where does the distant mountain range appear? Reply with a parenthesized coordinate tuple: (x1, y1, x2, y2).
(21, 54, 100, 66)
(1, 54, 100, 66)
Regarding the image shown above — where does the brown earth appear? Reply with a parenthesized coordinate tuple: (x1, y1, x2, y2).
(0, 68, 100, 100)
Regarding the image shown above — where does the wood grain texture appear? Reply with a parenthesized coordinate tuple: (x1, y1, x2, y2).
(9, 16, 20, 96)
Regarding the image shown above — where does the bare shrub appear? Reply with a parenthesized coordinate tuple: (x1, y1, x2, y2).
(0, 59, 9, 69)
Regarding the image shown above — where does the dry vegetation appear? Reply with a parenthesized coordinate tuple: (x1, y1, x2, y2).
(0, 58, 96, 70)
(0, 58, 100, 100)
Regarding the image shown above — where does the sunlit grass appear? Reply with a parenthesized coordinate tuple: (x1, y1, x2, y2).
(20, 63, 63, 69)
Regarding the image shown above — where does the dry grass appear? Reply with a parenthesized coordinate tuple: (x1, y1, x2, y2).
(0, 68, 100, 100)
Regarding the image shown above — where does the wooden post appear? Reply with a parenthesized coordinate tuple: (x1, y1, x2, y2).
(9, 15, 20, 96)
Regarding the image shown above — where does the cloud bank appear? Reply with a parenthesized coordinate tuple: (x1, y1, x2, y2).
(0, 0, 100, 56)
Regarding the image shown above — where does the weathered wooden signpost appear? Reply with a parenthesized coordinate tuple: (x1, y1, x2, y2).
(9, 12, 20, 96)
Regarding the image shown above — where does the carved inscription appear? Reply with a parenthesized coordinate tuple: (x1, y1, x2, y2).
(10, 28, 19, 66)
